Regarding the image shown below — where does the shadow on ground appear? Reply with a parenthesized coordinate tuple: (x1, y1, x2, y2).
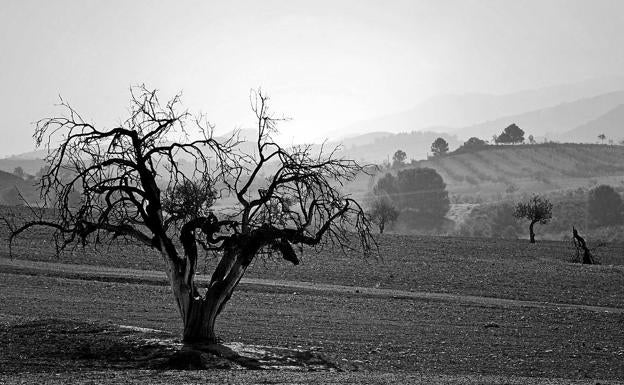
(0, 317, 344, 373)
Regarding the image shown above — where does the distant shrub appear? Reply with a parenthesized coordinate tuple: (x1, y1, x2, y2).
(456, 202, 522, 239)
(587, 185, 624, 227)
(453, 137, 488, 154)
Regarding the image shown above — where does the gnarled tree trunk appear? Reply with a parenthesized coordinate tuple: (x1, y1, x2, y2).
(529, 220, 537, 243)
(164, 240, 254, 344)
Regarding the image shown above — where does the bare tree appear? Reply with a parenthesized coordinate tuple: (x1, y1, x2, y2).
(7, 86, 375, 344)
(513, 195, 553, 243)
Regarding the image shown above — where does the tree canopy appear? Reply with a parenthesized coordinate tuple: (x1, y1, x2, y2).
(430, 137, 449, 156)
(513, 195, 552, 243)
(374, 167, 449, 227)
(392, 149, 407, 168)
(455, 137, 488, 154)
(7, 86, 376, 344)
(495, 123, 525, 144)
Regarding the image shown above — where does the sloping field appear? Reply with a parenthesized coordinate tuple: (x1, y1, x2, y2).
(411, 143, 624, 196)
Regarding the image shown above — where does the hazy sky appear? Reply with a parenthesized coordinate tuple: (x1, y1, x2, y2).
(1, 0, 624, 156)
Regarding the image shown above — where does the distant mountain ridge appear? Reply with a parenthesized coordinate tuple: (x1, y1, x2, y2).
(454, 91, 624, 140)
(561, 104, 624, 143)
(342, 76, 624, 138)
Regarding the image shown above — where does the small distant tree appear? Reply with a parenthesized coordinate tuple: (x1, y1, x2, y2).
(598, 134, 606, 144)
(430, 137, 449, 157)
(368, 195, 399, 234)
(392, 150, 407, 169)
(587, 185, 624, 227)
(396, 168, 449, 220)
(375, 168, 449, 228)
(496, 124, 525, 144)
(13, 167, 24, 179)
(465, 137, 487, 148)
(456, 137, 487, 153)
(513, 195, 553, 243)
(528, 135, 536, 144)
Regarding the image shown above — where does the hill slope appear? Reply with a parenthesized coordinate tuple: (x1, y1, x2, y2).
(337, 131, 461, 163)
(561, 104, 624, 143)
(0, 169, 39, 205)
(408, 143, 624, 197)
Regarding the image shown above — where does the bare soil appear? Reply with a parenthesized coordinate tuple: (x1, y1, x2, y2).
(3, 223, 624, 308)
(2, 211, 623, 383)
(1, 272, 623, 383)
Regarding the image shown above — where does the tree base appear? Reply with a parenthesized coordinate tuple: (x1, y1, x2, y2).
(2, 317, 348, 372)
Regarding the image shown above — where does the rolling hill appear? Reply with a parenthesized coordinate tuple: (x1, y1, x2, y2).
(336, 131, 461, 163)
(404, 143, 624, 198)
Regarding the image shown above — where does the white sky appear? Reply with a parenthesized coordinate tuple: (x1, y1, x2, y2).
(1, 0, 624, 156)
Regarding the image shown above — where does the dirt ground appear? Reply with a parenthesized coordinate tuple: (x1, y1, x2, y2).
(1, 217, 623, 384)
(1, 270, 623, 384)
(3, 225, 624, 309)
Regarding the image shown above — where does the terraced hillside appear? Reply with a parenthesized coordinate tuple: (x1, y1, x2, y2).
(410, 143, 624, 197)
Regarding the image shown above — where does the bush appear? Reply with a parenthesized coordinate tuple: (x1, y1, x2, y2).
(587, 185, 624, 227)
(456, 202, 522, 239)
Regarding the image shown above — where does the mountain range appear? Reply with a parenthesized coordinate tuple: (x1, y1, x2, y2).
(455, 91, 624, 141)
(1, 77, 624, 170)
(341, 76, 624, 138)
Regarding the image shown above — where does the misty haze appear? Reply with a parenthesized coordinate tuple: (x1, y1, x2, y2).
(1, 1, 623, 384)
